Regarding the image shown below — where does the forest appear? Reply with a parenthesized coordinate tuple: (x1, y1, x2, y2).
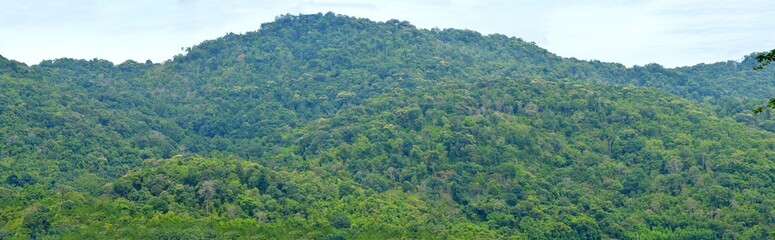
(0, 13, 773, 239)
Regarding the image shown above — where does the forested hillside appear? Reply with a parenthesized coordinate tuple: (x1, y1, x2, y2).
(0, 13, 773, 239)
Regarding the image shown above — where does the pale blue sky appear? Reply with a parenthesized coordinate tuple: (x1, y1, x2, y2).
(1, 0, 773, 67)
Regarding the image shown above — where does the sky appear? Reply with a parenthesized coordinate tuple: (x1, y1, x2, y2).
(0, 0, 773, 68)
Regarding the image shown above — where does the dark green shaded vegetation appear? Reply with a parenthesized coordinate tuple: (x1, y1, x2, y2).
(752, 49, 775, 114)
(0, 13, 773, 239)
(753, 49, 775, 70)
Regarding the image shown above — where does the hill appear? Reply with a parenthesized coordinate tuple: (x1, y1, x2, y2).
(0, 13, 773, 239)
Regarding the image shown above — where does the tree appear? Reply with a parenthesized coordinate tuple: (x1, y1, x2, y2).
(752, 98, 775, 114)
(753, 49, 775, 113)
(23, 206, 52, 238)
(753, 49, 775, 70)
(329, 213, 351, 229)
(198, 180, 216, 212)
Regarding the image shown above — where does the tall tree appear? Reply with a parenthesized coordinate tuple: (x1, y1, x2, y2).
(753, 49, 775, 70)
(198, 180, 216, 212)
(753, 49, 775, 113)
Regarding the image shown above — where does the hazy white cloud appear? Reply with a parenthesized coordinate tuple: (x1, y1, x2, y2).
(543, 0, 775, 67)
(0, 0, 772, 67)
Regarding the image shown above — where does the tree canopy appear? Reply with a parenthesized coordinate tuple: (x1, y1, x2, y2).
(0, 13, 773, 239)
(752, 49, 775, 114)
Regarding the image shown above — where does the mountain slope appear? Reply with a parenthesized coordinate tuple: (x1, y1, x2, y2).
(0, 13, 773, 239)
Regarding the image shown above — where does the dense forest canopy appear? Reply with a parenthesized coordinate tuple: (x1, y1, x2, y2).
(0, 13, 773, 239)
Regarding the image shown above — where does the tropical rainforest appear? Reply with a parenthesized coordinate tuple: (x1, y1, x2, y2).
(0, 13, 773, 239)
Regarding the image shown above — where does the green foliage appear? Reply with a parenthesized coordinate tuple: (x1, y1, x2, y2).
(0, 13, 773, 239)
(752, 49, 775, 114)
(22, 206, 52, 237)
(329, 213, 351, 229)
(753, 49, 775, 70)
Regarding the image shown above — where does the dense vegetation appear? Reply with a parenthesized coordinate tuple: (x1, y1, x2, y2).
(0, 13, 773, 239)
